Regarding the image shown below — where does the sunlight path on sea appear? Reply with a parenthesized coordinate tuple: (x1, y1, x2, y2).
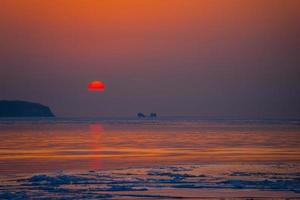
(0, 119, 299, 174)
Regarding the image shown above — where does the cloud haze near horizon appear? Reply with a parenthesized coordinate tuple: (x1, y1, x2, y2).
(0, 0, 299, 118)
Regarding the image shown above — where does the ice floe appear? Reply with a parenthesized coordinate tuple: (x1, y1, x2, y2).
(1, 164, 300, 199)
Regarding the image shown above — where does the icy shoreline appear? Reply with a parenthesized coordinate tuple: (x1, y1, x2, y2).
(1, 163, 300, 199)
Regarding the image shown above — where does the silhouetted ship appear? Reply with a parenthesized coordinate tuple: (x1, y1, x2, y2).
(137, 112, 157, 119)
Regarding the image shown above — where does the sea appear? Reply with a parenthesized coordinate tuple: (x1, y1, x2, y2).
(0, 117, 299, 199)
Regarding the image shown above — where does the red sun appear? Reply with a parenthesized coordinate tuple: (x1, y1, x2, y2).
(88, 80, 105, 91)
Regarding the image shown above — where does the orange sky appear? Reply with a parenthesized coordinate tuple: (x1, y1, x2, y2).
(1, 0, 298, 61)
(0, 0, 299, 117)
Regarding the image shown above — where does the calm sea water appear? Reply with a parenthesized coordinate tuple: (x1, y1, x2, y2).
(0, 118, 300, 198)
(0, 118, 299, 174)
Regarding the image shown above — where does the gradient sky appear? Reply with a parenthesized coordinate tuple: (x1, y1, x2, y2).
(0, 0, 299, 118)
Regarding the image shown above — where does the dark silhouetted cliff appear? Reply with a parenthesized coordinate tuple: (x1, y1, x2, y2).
(0, 100, 55, 117)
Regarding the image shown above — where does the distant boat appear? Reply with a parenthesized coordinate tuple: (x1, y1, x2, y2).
(137, 112, 146, 118)
(137, 112, 157, 119)
(150, 113, 157, 118)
